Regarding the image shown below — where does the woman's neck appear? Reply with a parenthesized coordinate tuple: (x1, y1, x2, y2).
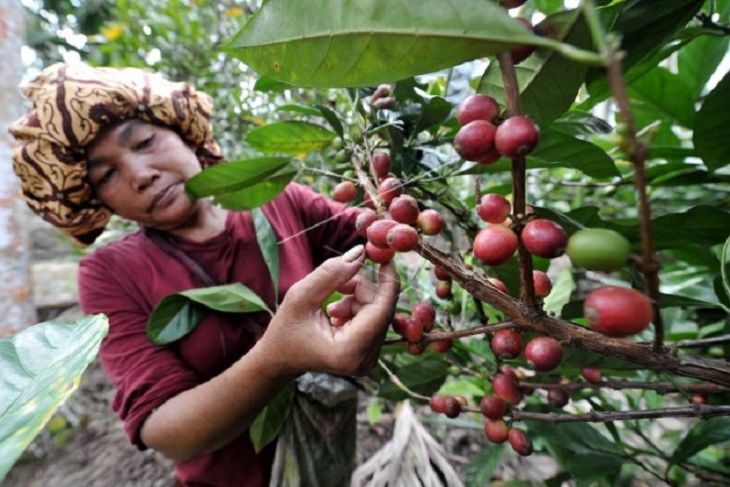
(166, 200, 228, 242)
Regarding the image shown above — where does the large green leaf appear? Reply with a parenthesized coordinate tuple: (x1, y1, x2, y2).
(378, 358, 448, 401)
(246, 121, 335, 154)
(628, 67, 696, 127)
(147, 284, 272, 345)
(222, 0, 542, 88)
(253, 208, 280, 305)
(543, 267, 576, 317)
(478, 10, 591, 127)
(0, 315, 109, 482)
(465, 445, 504, 487)
(249, 384, 295, 453)
(213, 171, 296, 210)
(670, 417, 730, 464)
(186, 157, 291, 197)
(693, 70, 730, 173)
(678, 29, 730, 98)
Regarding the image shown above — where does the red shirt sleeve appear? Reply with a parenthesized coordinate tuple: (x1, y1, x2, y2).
(78, 250, 201, 450)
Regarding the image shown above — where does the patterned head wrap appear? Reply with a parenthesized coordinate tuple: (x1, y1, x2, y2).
(9, 63, 223, 246)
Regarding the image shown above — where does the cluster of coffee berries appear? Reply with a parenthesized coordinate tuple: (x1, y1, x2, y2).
(391, 302, 452, 355)
(433, 265, 453, 300)
(369, 84, 395, 110)
(481, 367, 533, 456)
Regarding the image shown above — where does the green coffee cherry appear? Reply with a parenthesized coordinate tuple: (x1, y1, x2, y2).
(567, 228, 630, 272)
(332, 136, 344, 150)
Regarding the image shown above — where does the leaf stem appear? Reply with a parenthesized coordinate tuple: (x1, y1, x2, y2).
(377, 359, 430, 401)
(510, 404, 730, 423)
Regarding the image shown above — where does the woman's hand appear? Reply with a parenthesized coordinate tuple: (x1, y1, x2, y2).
(257, 244, 400, 379)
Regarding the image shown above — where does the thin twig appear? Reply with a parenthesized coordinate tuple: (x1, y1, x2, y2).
(510, 405, 730, 423)
(521, 380, 730, 395)
(384, 321, 514, 345)
(676, 334, 730, 348)
(378, 359, 430, 401)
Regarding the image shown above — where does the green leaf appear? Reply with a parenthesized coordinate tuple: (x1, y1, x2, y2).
(652, 206, 730, 250)
(317, 104, 345, 137)
(628, 67, 695, 127)
(253, 208, 280, 304)
(253, 74, 291, 92)
(246, 121, 335, 154)
(543, 268, 576, 317)
(186, 157, 291, 197)
(465, 445, 504, 487)
(693, 70, 730, 172)
(222, 0, 542, 88)
(0, 315, 109, 482)
(478, 10, 591, 126)
(249, 384, 295, 453)
(378, 358, 448, 401)
(276, 104, 322, 116)
(550, 111, 612, 137)
(670, 417, 730, 464)
(721, 236, 730, 307)
(438, 378, 485, 397)
(415, 96, 452, 132)
(678, 30, 730, 98)
(366, 401, 383, 424)
(213, 170, 296, 210)
(147, 284, 271, 345)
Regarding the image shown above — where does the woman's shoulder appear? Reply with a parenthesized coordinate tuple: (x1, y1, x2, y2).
(79, 229, 152, 271)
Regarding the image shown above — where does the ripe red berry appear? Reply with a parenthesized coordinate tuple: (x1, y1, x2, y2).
(547, 388, 570, 408)
(522, 219, 568, 259)
(372, 151, 391, 178)
(480, 396, 506, 420)
(581, 367, 601, 384)
(477, 193, 511, 224)
(692, 393, 706, 405)
(412, 302, 436, 331)
(387, 224, 419, 252)
(416, 209, 445, 236)
(430, 395, 448, 413)
(434, 266, 450, 281)
(532, 270, 552, 298)
(355, 210, 378, 237)
(500, 0, 527, 7)
(436, 280, 452, 300)
(473, 225, 518, 266)
(491, 330, 522, 359)
(401, 318, 423, 342)
(378, 177, 403, 205)
(488, 277, 508, 293)
(457, 94, 500, 125)
(333, 181, 357, 203)
(407, 341, 426, 355)
(508, 428, 533, 456)
(429, 338, 453, 353)
(429, 395, 461, 418)
(367, 219, 398, 249)
(511, 18, 536, 64)
(495, 116, 540, 158)
(391, 313, 410, 336)
(477, 148, 502, 165)
(454, 120, 497, 161)
(492, 373, 522, 405)
(365, 242, 395, 264)
(364, 191, 375, 209)
(584, 287, 653, 337)
(389, 194, 419, 225)
(525, 337, 563, 371)
(485, 419, 510, 443)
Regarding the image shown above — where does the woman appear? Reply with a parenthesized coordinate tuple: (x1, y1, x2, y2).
(10, 63, 399, 486)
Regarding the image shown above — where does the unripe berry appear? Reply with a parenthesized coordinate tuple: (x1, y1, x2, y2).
(473, 225, 518, 266)
(389, 194, 419, 225)
(491, 330, 522, 359)
(584, 287, 653, 337)
(378, 177, 403, 205)
(488, 277, 508, 293)
(547, 388, 570, 408)
(522, 219, 568, 259)
(567, 228, 631, 272)
(434, 266, 450, 281)
(386, 224, 419, 252)
(457, 94, 500, 125)
(495, 116, 540, 158)
(436, 280, 452, 300)
(511, 18, 536, 65)
(355, 210, 378, 237)
(492, 373, 522, 405)
(485, 419, 510, 443)
(412, 302, 436, 331)
(367, 219, 398, 249)
(331, 136, 344, 150)
(372, 151, 391, 178)
(581, 367, 602, 384)
(365, 242, 395, 264)
(454, 120, 497, 161)
(480, 396, 506, 420)
(532, 270, 552, 298)
(429, 338, 453, 353)
(333, 181, 357, 203)
(477, 193, 511, 224)
(525, 337, 563, 371)
(508, 428, 533, 456)
(416, 209, 445, 236)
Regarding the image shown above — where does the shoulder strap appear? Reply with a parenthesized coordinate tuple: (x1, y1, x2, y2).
(143, 227, 219, 287)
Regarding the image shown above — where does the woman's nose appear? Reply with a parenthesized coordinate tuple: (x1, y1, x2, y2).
(126, 158, 160, 192)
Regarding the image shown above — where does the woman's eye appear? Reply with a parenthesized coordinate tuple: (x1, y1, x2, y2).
(96, 167, 116, 186)
(137, 134, 155, 150)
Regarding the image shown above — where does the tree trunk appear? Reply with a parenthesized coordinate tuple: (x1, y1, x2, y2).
(0, 1, 36, 336)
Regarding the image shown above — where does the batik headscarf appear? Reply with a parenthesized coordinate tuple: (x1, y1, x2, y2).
(9, 63, 223, 246)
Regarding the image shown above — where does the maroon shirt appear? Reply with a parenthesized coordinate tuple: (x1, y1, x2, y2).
(77, 183, 362, 486)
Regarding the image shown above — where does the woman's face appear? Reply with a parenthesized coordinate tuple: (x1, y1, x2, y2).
(86, 120, 204, 232)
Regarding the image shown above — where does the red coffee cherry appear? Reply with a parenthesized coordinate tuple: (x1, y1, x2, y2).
(391, 313, 410, 336)
(522, 219, 568, 259)
(532, 270, 552, 298)
(389, 194, 419, 225)
(372, 151, 391, 178)
(454, 120, 497, 161)
(495, 116, 540, 158)
(457, 94, 500, 125)
(401, 318, 423, 342)
(477, 193, 511, 224)
(387, 224, 419, 252)
(525, 336, 563, 371)
(365, 242, 395, 264)
(333, 181, 357, 203)
(491, 330, 522, 359)
(488, 277, 508, 293)
(434, 266, 450, 281)
(547, 388, 570, 408)
(430, 395, 461, 418)
(412, 302, 436, 331)
(511, 18, 536, 64)
(355, 210, 378, 237)
(436, 280, 452, 300)
(416, 209, 445, 236)
(473, 225, 518, 266)
(477, 148, 502, 165)
(429, 338, 453, 353)
(367, 219, 398, 249)
(480, 396, 506, 420)
(692, 394, 706, 405)
(581, 367, 602, 384)
(500, 0, 527, 7)
(508, 428, 533, 456)
(492, 373, 522, 405)
(485, 419, 510, 443)
(584, 286, 653, 337)
(407, 341, 426, 355)
(378, 177, 403, 205)
(364, 191, 376, 209)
